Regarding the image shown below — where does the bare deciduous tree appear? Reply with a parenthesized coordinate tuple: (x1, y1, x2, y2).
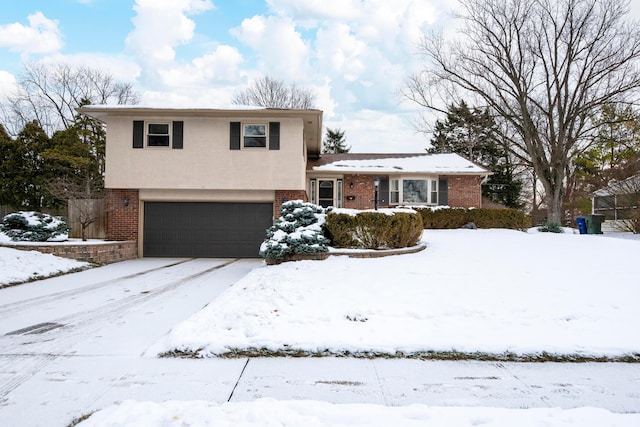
(47, 177, 105, 241)
(232, 76, 316, 109)
(403, 0, 640, 224)
(2, 62, 139, 135)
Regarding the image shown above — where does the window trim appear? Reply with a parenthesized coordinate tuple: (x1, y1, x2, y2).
(146, 122, 171, 148)
(242, 123, 268, 149)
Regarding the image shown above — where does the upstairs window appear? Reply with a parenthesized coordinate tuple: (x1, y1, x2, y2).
(147, 123, 170, 147)
(243, 124, 267, 148)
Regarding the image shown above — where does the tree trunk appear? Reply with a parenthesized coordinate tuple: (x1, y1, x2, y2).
(546, 189, 564, 225)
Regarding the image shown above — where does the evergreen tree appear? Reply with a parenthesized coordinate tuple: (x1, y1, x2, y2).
(429, 101, 523, 208)
(322, 128, 351, 153)
(44, 101, 106, 194)
(0, 120, 57, 209)
(0, 124, 17, 206)
(574, 104, 640, 191)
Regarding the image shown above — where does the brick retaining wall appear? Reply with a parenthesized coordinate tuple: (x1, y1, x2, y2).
(1, 240, 138, 265)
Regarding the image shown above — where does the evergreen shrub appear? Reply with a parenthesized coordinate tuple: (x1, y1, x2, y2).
(0, 211, 70, 242)
(324, 210, 423, 249)
(537, 221, 564, 233)
(411, 207, 530, 230)
(260, 201, 330, 260)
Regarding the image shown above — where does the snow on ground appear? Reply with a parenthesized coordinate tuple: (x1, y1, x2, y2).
(78, 399, 640, 427)
(2, 228, 639, 426)
(0, 231, 91, 286)
(150, 229, 640, 359)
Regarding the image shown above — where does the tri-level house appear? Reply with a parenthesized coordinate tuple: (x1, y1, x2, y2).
(78, 106, 490, 258)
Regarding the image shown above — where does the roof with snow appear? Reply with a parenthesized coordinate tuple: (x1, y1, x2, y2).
(308, 153, 490, 175)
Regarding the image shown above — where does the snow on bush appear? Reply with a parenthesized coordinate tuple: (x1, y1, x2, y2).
(0, 211, 70, 242)
(260, 200, 330, 260)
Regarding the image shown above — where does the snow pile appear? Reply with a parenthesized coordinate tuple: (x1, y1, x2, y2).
(76, 399, 640, 427)
(153, 229, 640, 359)
(0, 245, 90, 286)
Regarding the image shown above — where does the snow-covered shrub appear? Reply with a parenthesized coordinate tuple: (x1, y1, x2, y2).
(324, 209, 423, 249)
(260, 200, 330, 260)
(0, 211, 70, 242)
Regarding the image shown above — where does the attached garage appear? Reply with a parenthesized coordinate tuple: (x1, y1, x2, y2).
(143, 202, 273, 258)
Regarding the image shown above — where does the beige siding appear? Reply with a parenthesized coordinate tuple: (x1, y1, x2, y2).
(138, 189, 275, 202)
(104, 116, 306, 191)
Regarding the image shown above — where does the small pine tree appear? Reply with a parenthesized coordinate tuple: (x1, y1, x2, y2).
(260, 201, 330, 260)
(322, 128, 351, 153)
(1, 211, 70, 241)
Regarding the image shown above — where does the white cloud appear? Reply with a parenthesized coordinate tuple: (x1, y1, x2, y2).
(0, 70, 18, 100)
(125, 0, 214, 65)
(0, 12, 63, 55)
(158, 45, 244, 87)
(315, 23, 367, 82)
(326, 109, 427, 153)
(231, 14, 310, 79)
(266, 0, 363, 21)
(39, 53, 142, 83)
(140, 86, 238, 109)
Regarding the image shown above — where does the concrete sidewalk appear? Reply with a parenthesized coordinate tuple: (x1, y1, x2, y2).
(1, 354, 639, 426)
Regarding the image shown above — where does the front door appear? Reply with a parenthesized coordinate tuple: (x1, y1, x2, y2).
(318, 180, 334, 207)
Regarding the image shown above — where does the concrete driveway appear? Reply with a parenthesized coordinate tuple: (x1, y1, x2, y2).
(0, 258, 639, 426)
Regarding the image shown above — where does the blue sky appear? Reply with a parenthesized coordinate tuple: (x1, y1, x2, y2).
(1, 1, 639, 153)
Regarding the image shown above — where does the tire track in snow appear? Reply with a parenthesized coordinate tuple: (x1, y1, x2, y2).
(0, 258, 238, 402)
(0, 259, 195, 318)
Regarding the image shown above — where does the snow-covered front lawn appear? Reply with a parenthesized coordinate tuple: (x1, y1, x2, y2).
(150, 229, 640, 361)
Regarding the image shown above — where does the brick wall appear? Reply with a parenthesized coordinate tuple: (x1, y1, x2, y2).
(2, 240, 138, 265)
(274, 190, 308, 218)
(343, 175, 381, 209)
(106, 189, 139, 241)
(447, 175, 483, 208)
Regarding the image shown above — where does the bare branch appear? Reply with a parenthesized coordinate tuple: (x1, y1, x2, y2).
(2, 62, 140, 135)
(232, 76, 316, 109)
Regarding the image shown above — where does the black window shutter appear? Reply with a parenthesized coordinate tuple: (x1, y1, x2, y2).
(230, 122, 241, 150)
(379, 178, 389, 205)
(438, 178, 449, 206)
(133, 120, 144, 148)
(269, 122, 280, 150)
(172, 121, 183, 149)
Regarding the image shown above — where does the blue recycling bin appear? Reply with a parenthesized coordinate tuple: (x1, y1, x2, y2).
(576, 217, 587, 234)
